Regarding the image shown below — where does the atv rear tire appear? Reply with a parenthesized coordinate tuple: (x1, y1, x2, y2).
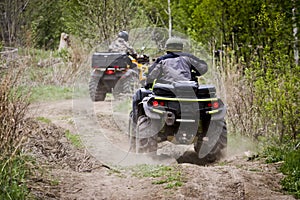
(136, 115, 158, 153)
(194, 119, 227, 163)
(89, 77, 106, 101)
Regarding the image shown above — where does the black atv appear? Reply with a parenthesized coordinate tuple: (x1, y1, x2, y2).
(89, 52, 149, 101)
(129, 81, 227, 163)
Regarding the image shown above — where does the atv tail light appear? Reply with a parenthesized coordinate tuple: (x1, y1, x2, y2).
(152, 100, 165, 107)
(213, 102, 219, 109)
(105, 70, 115, 75)
(159, 101, 165, 106)
(152, 100, 159, 107)
(207, 102, 219, 109)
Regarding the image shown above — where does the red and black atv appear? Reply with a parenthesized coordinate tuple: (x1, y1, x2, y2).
(129, 80, 227, 164)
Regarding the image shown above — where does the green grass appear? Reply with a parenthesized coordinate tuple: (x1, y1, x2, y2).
(18, 48, 61, 60)
(28, 84, 89, 102)
(30, 85, 74, 102)
(65, 130, 83, 148)
(0, 155, 32, 200)
(36, 116, 52, 124)
(130, 164, 184, 189)
(59, 116, 75, 125)
(280, 149, 300, 198)
(261, 140, 300, 199)
(50, 179, 60, 186)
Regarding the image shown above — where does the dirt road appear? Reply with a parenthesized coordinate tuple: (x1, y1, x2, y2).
(28, 97, 296, 200)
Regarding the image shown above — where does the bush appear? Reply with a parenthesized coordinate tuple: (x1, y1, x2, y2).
(280, 149, 300, 198)
(261, 140, 300, 198)
(0, 69, 32, 199)
(0, 156, 31, 199)
(216, 35, 299, 199)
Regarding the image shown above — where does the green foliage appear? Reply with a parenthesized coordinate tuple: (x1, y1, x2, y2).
(131, 164, 184, 189)
(261, 140, 300, 198)
(65, 130, 83, 148)
(0, 155, 31, 200)
(57, 48, 70, 62)
(0, 70, 32, 199)
(245, 43, 300, 140)
(63, 0, 135, 45)
(36, 116, 52, 124)
(30, 85, 73, 102)
(262, 140, 295, 164)
(26, 0, 68, 49)
(177, 0, 224, 45)
(137, 0, 168, 27)
(280, 150, 300, 198)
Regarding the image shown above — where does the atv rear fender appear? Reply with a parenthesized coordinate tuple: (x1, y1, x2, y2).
(142, 96, 162, 119)
(210, 99, 226, 120)
(90, 68, 104, 78)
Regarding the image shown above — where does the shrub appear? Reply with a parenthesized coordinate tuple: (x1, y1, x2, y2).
(0, 69, 32, 199)
(261, 140, 300, 198)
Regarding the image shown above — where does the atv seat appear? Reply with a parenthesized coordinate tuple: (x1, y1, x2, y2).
(153, 81, 198, 98)
(153, 81, 216, 98)
(92, 52, 131, 68)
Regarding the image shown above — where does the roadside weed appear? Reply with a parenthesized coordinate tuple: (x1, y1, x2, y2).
(65, 130, 83, 148)
(36, 116, 52, 124)
(130, 164, 184, 189)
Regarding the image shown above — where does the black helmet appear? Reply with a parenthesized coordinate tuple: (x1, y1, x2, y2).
(118, 31, 129, 41)
(165, 37, 184, 52)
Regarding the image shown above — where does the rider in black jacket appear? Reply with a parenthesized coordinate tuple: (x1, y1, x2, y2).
(145, 37, 208, 88)
(132, 37, 208, 122)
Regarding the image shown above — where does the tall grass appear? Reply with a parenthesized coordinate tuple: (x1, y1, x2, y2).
(13, 35, 91, 103)
(214, 47, 299, 140)
(214, 45, 299, 198)
(0, 37, 91, 198)
(0, 68, 32, 199)
(19, 35, 90, 88)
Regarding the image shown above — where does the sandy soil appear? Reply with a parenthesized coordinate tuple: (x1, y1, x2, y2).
(26, 97, 296, 200)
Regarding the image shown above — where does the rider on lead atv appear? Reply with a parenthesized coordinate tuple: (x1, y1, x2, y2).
(146, 37, 208, 85)
(109, 31, 136, 54)
(132, 37, 208, 122)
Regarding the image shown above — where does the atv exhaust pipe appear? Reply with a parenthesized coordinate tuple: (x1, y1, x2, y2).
(164, 111, 175, 126)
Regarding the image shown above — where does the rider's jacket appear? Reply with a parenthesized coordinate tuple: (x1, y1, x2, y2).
(108, 37, 135, 54)
(146, 52, 208, 86)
